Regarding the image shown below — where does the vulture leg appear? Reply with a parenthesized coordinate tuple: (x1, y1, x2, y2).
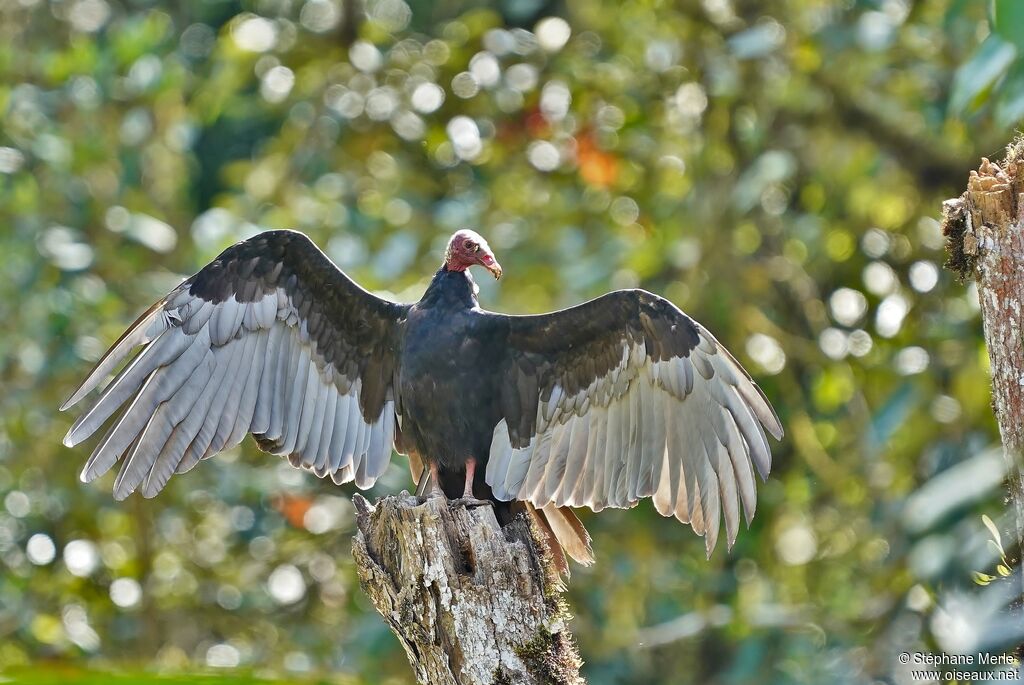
(416, 461, 446, 500)
(463, 458, 477, 498)
(451, 458, 491, 508)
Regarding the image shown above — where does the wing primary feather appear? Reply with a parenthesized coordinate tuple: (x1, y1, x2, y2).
(127, 357, 216, 497)
(711, 344, 783, 440)
(698, 438, 722, 558)
(721, 385, 770, 475)
(719, 440, 741, 548)
(78, 329, 209, 481)
(64, 329, 193, 447)
(183, 341, 246, 466)
(138, 363, 216, 496)
(147, 350, 220, 479)
(60, 298, 167, 411)
(114, 410, 165, 500)
(701, 423, 739, 550)
(174, 377, 231, 474)
(652, 444, 673, 516)
(80, 370, 160, 483)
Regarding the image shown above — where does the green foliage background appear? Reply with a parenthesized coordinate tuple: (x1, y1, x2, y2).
(0, 0, 1021, 683)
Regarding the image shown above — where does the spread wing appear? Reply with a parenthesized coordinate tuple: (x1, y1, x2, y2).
(484, 290, 783, 556)
(61, 229, 408, 500)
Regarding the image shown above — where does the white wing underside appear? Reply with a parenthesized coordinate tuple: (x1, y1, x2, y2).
(486, 333, 781, 557)
(62, 286, 396, 500)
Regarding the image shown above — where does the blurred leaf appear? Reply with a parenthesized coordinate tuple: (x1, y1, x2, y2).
(949, 34, 1017, 115)
(992, 0, 1024, 51)
(994, 61, 1024, 128)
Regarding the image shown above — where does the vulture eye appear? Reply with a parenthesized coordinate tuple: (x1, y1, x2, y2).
(465, 240, 476, 251)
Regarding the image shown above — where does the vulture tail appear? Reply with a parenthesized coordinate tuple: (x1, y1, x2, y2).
(525, 503, 594, 579)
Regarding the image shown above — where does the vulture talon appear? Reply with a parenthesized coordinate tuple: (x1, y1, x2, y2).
(417, 490, 447, 505)
(450, 497, 492, 509)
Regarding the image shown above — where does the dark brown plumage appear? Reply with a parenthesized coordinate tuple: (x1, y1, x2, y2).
(61, 228, 783, 570)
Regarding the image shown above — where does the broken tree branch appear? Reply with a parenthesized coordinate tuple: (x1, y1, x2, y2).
(351, 492, 585, 685)
(942, 139, 1024, 574)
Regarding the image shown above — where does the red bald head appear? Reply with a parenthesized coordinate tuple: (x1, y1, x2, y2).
(444, 229, 502, 279)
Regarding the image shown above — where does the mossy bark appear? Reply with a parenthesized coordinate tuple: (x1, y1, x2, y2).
(351, 492, 585, 685)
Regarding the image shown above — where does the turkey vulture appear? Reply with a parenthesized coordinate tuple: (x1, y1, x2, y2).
(61, 229, 783, 570)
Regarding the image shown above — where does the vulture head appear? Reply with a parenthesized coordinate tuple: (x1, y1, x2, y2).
(444, 229, 502, 279)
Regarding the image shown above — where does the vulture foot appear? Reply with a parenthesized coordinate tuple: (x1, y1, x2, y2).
(417, 489, 447, 505)
(450, 496, 493, 509)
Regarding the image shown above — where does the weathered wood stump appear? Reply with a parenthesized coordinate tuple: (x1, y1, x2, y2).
(943, 139, 1024, 665)
(351, 492, 585, 685)
(943, 144, 1024, 557)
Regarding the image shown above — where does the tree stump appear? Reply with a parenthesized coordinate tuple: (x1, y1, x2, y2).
(942, 140, 1024, 665)
(351, 492, 585, 685)
(942, 143, 1024, 558)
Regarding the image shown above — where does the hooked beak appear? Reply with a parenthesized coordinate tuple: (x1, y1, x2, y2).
(480, 254, 502, 280)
